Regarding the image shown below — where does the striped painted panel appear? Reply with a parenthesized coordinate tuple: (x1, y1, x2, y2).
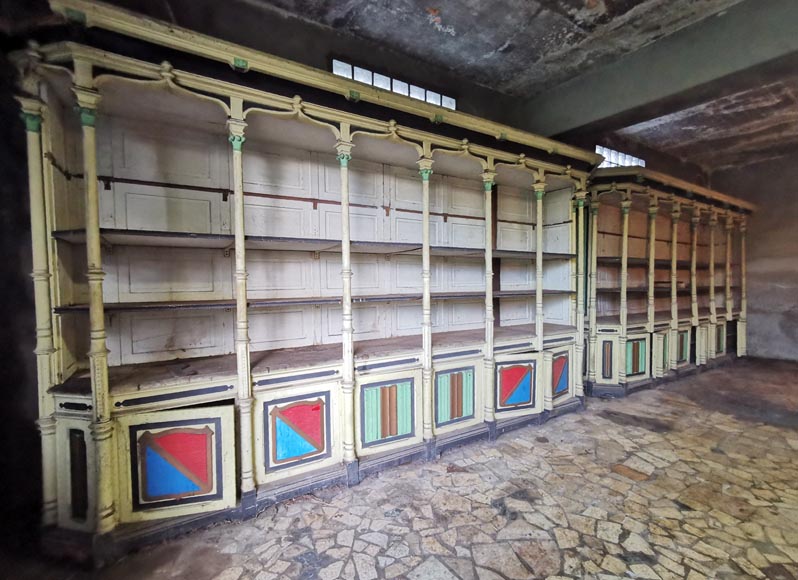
(663, 333, 669, 365)
(363, 380, 413, 445)
(626, 339, 646, 376)
(678, 330, 689, 362)
(601, 341, 613, 379)
(716, 324, 725, 353)
(435, 368, 475, 427)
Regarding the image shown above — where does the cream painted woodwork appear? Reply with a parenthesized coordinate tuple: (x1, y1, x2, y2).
(17, 5, 600, 543)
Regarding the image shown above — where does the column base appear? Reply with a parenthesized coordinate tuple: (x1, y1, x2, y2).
(345, 459, 360, 486)
(240, 489, 257, 520)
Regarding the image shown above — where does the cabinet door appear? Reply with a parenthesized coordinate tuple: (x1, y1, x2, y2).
(116, 405, 236, 522)
(495, 353, 540, 416)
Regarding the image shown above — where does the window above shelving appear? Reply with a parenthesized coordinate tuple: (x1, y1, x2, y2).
(595, 145, 645, 169)
(332, 59, 456, 110)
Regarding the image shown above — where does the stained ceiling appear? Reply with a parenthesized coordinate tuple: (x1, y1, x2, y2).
(617, 71, 798, 171)
(243, 0, 744, 97)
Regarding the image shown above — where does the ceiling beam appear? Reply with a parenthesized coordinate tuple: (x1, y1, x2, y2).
(516, 0, 798, 138)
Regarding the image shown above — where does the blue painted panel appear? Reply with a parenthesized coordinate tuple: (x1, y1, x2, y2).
(505, 372, 531, 405)
(275, 416, 317, 461)
(555, 360, 569, 394)
(145, 447, 200, 498)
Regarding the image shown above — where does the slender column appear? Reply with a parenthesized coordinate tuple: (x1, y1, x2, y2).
(228, 114, 255, 496)
(337, 138, 356, 464)
(738, 217, 748, 356)
(418, 157, 434, 441)
(19, 97, 57, 525)
(587, 198, 600, 383)
(482, 171, 496, 421)
(690, 207, 700, 326)
(646, 197, 658, 332)
(725, 214, 734, 319)
(534, 182, 546, 351)
(618, 198, 631, 385)
(708, 212, 718, 325)
(74, 83, 115, 534)
(669, 202, 681, 369)
(574, 191, 586, 397)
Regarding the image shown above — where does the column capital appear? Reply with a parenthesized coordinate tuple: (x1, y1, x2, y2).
(708, 211, 719, 227)
(739, 216, 747, 233)
(671, 201, 682, 221)
(73, 86, 100, 113)
(724, 213, 735, 230)
(621, 198, 632, 215)
(336, 140, 354, 166)
(418, 156, 434, 181)
(227, 118, 247, 151)
(481, 170, 496, 191)
(590, 197, 601, 215)
(533, 181, 546, 200)
(16, 96, 43, 133)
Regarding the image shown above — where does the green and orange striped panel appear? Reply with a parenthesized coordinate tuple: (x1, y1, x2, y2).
(363, 381, 413, 445)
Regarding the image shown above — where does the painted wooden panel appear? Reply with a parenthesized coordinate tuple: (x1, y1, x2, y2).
(446, 299, 485, 330)
(321, 204, 383, 242)
(110, 310, 233, 366)
(495, 359, 536, 412)
(435, 367, 475, 427)
(542, 294, 571, 324)
(552, 352, 570, 400)
(716, 323, 726, 354)
(264, 392, 331, 470)
(323, 304, 382, 341)
(448, 258, 485, 291)
(243, 141, 313, 198)
(597, 233, 622, 257)
(361, 380, 414, 446)
(391, 212, 445, 245)
(497, 185, 533, 223)
(544, 223, 572, 253)
(602, 340, 614, 380)
(543, 259, 572, 291)
(111, 118, 228, 188)
(391, 256, 444, 293)
(249, 307, 315, 351)
(56, 418, 94, 531)
(625, 338, 647, 376)
(108, 184, 231, 234)
(105, 247, 232, 303)
(447, 176, 485, 218)
(389, 166, 444, 212)
(543, 189, 572, 224)
(116, 405, 235, 522)
(677, 330, 690, 363)
(244, 196, 317, 238)
(448, 217, 486, 249)
(628, 237, 647, 259)
(628, 210, 648, 238)
(321, 254, 385, 295)
(247, 251, 316, 298)
(496, 222, 534, 251)
(319, 154, 384, 206)
(500, 259, 534, 290)
(499, 297, 533, 326)
(392, 303, 424, 336)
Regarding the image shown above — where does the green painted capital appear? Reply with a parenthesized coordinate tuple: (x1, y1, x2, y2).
(21, 112, 42, 133)
(433, 114, 444, 125)
(348, 90, 360, 103)
(337, 153, 351, 167)
(64, 7, 86, 24)
(483, 180, 493, 192)
(621, 205, 631, 216)
(78, 107, 96, 127)
(535, 188, 545, 200)
(590, 202, 600, 216)
(232, 57, 249, 72)
(229, 134, 246, 151)
(419, 168, 433, 181)
(577, 198, 585, 208)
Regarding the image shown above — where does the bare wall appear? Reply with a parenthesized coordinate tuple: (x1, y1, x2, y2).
(712, 156, 798, 361)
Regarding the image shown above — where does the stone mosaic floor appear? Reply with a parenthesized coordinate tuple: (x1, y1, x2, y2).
(7, 358, 798, 579)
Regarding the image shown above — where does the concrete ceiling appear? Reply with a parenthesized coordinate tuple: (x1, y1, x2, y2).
(616, 72, 798, 171)
(245, 0, 744, 98)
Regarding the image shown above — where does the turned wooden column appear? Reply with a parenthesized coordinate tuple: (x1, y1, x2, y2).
(618, 197, 632, 385)
(708, 211, 718, 325)
(534, 181, 546, 352)
(646, 196, 658, 333)
(725, 213, 734, 319)
(74, 74, 115, 534)
(587, 198, 600, 383)
(228, 106, 255, 500)
(574, 191, 586, 397)
(669, 202, 681, 369)
(418, 156, 434, 441)
(19, 96, 57, 525)
(482, 171, 496, 421)
(690, 207, 700, 327)
(336, 133, 356, 466)
(738, 216, 748, 356)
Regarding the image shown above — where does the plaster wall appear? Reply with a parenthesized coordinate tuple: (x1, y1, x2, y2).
(712, 157, 798, 361)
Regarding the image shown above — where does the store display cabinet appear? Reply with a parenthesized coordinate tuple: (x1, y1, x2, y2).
(13, 0, 598, 561)
(585, 167, 753, 397)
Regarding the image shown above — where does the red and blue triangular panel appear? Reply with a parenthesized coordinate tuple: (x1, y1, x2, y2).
(269, 396, 328, 467)
(499, 363, 533, 407)
(139, 427, 213, 502)
(552, 354, 569, 399)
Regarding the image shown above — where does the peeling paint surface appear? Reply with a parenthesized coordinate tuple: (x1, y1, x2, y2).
(617, 73, 798, 170)
(241, 0, 744, 97)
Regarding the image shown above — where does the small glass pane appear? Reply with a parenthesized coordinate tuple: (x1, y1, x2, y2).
(332, 60, 352, 79)
(442, 95, 457, 110)
(354, 67, 373, 85)
(392, 79, 409, 96)
(409, 85, 425, 100)
(426, 91, 441, 106)
(373, 72, 391, 90)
